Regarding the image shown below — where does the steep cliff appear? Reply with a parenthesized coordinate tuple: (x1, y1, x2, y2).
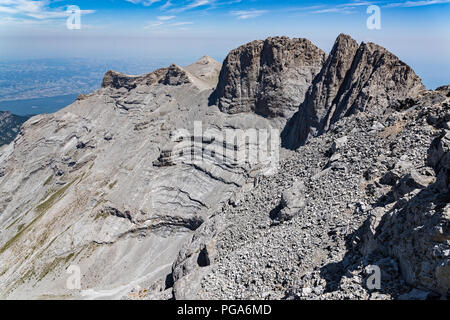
(213, 37, 327, 118)
(283, 34, 426, 148)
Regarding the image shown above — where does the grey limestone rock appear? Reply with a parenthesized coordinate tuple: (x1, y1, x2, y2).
(214, 37, 326, 118)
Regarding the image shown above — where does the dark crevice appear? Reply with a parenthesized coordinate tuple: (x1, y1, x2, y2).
(197, 246, 210, 267)
(165, 273, 174, 290)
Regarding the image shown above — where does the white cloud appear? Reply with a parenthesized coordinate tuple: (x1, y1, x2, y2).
(168, 21, 193, 26)
(0, 0, 95, 21)
(144, 18, 193, 30)
(385, 0, 450, 7)
(157, 15, 175, 20)
(311, 7, 355, 14)
(230, 9, 267, 19)
(171, 0, 211, 12)
(144, 20, 164, 28)
(125, 0, 161, 6)
(0, 6, 18, 14)
(160, 1, 172, 10)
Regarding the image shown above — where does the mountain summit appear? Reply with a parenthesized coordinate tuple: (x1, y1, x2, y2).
(283, 34, 425, 148)
(213, 37, 327, 118)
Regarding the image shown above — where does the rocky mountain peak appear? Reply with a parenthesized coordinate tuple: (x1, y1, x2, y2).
(212, 36, 327, 118)
(283, 34, 426, 148)
(196, 55, 217, 65)
(185, 56, 222, 88)
(101, 70, 139, 90)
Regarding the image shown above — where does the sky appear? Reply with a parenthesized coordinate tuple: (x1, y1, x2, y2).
(0, 0, 449, 88)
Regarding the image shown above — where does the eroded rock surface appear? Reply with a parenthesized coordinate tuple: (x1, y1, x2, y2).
(213, 37, 326, 118)
(283, 34, 426, 148)
(0, 56, 279, 299)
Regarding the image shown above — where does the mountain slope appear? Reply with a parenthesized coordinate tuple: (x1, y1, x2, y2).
(174, 86, 450, 300)
(0, 56, 280, 299)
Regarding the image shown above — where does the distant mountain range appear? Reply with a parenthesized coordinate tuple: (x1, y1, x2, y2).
(0, 111, 29, 146)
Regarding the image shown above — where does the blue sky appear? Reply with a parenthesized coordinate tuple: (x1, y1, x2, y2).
(0, 0, 449, 88)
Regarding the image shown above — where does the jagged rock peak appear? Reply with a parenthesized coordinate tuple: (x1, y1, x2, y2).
(101, 70, 140, 90)
(100, 63, 203, 91)
(285, 34, 359, 147)
(212, 36, 327, 118)
(162, 64, 192, 86)
(185, 55, 222, 88)
(283, 33, 426, 148)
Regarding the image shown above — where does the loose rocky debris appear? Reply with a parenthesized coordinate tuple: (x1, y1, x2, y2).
(171, 88, 450, 300)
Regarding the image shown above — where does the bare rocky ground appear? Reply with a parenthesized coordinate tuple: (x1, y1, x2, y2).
(184, 88, 450, 300)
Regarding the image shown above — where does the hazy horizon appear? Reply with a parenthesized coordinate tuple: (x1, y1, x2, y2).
(1, 0, 450, 89)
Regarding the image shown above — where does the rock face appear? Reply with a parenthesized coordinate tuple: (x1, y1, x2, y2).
(283, 34, 426, 148)
(272, 180, 306, 222)
(213, 37, 327, 118)
(360, 88, 450, 296)
(0, 111, 29, 146)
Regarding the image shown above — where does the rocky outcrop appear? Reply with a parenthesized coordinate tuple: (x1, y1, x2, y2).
(173, 85, 450, 300)
(0, 111, 29, 146)
(359, 90, 450, 295)
(101, 64, 210, 91)
(185, 55, 222, 89)
(283, 34, 426, 148)
(213, 37, 327, 118)
(271, 180, 306, 222)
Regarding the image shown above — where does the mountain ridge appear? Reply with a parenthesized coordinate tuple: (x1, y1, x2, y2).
(282, 33, 426, 149)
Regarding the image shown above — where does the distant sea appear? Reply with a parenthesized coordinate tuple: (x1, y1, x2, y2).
(0, 94, 78, 116)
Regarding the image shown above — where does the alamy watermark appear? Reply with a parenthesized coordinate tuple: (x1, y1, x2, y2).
(66, 264, 81, 290)
(366, 5, 381, 30)
(66, 5, 81, 30)
(366, 265, 381, 290)
(161, 121, 280, 176)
